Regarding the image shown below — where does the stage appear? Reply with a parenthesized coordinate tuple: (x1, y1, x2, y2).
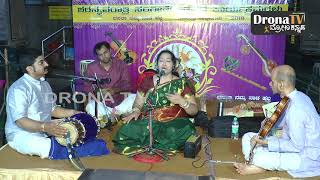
(0, 126, 317, 180)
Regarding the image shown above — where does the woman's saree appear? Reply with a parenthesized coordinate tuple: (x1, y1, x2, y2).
(112, 78, 196, 155)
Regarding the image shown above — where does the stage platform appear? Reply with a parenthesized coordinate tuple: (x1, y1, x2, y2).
(0, 126, 318, 180)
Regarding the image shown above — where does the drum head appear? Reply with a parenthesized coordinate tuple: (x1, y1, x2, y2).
(55, 122, 79, 146)
(70, 113, 100, 142)
(80, 59, 94, 76)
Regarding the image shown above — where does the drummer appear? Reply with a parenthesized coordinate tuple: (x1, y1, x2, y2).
(5, 52, 81, 158)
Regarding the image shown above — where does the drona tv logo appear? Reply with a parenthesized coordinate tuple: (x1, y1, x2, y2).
(251, 11, 306, 35)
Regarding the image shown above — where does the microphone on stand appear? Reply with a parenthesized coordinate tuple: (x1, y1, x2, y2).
(96, 78, 111, 85)
(156, 69, 165, 86)
(51, 74, 111, 84)
(65, 131, 86, 171)
(159, 69, 165, 77)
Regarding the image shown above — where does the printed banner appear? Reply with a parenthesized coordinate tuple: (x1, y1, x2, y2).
(73, 0, 288, 102)
(73, 4, 287, 23)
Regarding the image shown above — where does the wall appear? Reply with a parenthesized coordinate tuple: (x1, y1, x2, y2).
(24, 3, 72, 50)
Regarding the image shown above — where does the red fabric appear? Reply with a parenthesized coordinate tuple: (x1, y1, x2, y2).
(181, 79, 196, 96)
(137, 69, 156, 94)
(83, 59, 132, 107)
(132, 153, 163, 163)
(48, 42, 60, 51)
(140, 105, 189, 122)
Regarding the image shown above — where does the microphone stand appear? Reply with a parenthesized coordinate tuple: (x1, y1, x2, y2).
(92, 73, 117, 126)
(128, 73, 168, 161)
(52, 73, 116, 123)
(68, 76, 90, 111)
(70, 77, 78, 110)
(53, 73, 95, 109)
(0, 49, 8, 123)
(53, 73, 97, 82)
(65, 131, 86, 171)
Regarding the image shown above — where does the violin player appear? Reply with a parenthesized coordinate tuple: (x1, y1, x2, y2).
(234, 65, 320, 178)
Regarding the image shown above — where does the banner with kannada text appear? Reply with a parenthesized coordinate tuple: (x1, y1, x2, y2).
(73, 0, 288, 102)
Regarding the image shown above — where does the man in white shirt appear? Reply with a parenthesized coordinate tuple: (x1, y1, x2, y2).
(5, 53, 80, 158)
(234, 65, 320, 178)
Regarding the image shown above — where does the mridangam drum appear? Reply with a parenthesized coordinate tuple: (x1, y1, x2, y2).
(80, 59, 94, 76)
(55, 113, 100, 146)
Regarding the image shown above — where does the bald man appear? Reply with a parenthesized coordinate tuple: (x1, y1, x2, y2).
(234, 65, 320, 178)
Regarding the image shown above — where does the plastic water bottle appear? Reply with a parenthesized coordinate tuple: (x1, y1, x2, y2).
(231, 117, 239, 140)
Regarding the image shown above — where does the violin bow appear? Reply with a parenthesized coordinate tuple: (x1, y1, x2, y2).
(113, 31, 133, 58)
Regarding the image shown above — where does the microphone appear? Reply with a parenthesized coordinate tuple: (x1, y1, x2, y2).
(51, 74, 98, 82)
(159, 69, 165, 77)
(65, 131, 86, 171)
(51, 74, 111, 84)
(94, 73, 111, 85)
(156, 70, 165, 86)
(96, 78, 111, 84)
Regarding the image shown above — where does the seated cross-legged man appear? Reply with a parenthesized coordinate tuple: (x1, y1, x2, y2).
(83, 41, 135, 121)
(234, 65, 320, 178)
(5, 53, 81, 158)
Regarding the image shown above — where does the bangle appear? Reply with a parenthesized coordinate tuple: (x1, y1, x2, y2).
(40, 122, 45, 132)
(132, 107, 141, 113)
(185, 101, 191, 109)
(181, 100, 190, 109)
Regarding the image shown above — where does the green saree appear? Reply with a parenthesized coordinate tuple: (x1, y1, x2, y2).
(112, 78, 196, 155)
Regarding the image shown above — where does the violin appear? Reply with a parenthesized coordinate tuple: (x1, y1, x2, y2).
(105, 32, 137, 64)
(247, 96, 289, 164)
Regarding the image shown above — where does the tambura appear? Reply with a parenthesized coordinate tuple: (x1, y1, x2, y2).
(80, 59, 94, 76)
(55, 113, 100, 146)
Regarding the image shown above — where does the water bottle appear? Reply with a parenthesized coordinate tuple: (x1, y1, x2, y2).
(231, 117, 239, 140)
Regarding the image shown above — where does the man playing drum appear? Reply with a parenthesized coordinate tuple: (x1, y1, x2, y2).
(5, 52, 81, 158)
